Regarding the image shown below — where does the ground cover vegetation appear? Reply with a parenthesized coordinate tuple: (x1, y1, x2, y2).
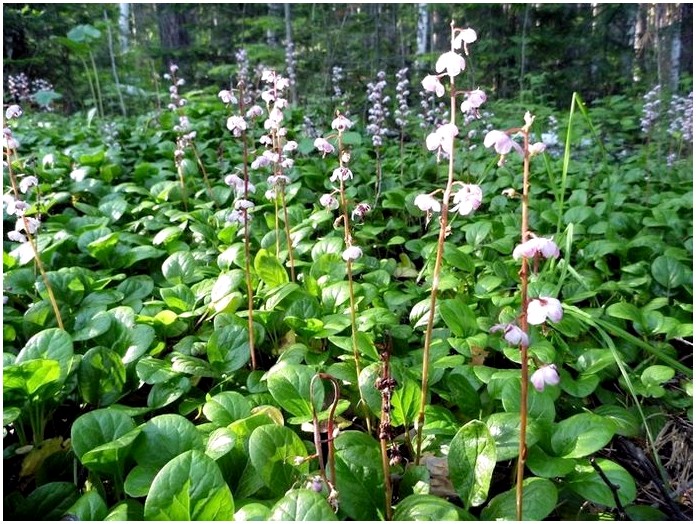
(2, 3, 693, 522)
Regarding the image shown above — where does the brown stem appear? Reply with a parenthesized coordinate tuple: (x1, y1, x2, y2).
(6, 150, 64, 330)
(516, 125, 532, 521)
(279, 185, 296, 282)
(190, 142, 214, 202)
(416, 23, 458, 464)
(378, 349, 394, 520)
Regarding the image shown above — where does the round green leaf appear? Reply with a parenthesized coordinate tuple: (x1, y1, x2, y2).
(3, 359, 62, 402)
(235, 502, 272, 521)
(266, 364, 323, 419)
(207, 324, 251, 374)
(526, 445, 576, 478)
(206, 427, 237, 461)
(641, 365, 675, 386)
(203, 391, 252, 427)
(144, 450, 234, 520)
(393, 494, 467, 521)
(248, 424, 308, 496)
(481, 477, 558, 520)
(268, 489, 338, 521)
(78, 346, 127, 406)
(651, 255, 689, 289)
(330, 431, 385, 521)
(551, 413, 616, 458)
(66, 490, 108, 521)
(132, 414, 204, 468)
(162, 251, 197, 285)
(485, 412, 541, 461)
(448, 420, 497, 507)
(567, 458, 637, 508)
(16, 328, 74, 378)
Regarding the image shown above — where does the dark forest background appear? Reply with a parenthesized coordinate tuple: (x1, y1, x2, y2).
(3, 3, 693, 116)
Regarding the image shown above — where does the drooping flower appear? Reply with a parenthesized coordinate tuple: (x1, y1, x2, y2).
(5, 105, 22, 119)
(426, 123, 459, 156)
(351, 202, 371, 221)
(528, 142, 546, 156)
(414, 193, 441, 213)
(234, 199, 255, 211)
(320, 194, 339, 210)
(527, 297, 563, 325)
(218, 90, 237, 104)
(512, 237, 560, 260)
(19, 175, 38, 194)
(227, 115, 247, 137)
(460, 89, 487, 115)
(421, 75, 445, 97)
(435, 51, 466, 79)
(331, 114, 353, 132)
(530, 364, 560, 392)
(314, 137, 335, 156)
(330, 167, 353, 183)
(342, 245, 363, 261)
(452, 28, 477, 55)
(490, 323, 529, 347)
(451, 184, 482, 216)
(484, 130, 523, 155)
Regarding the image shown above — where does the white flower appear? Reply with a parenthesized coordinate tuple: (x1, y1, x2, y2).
(5, 105, 22, 119)
(512, 237, 560, 260)
(452, 28, 477, 54)
(218, 90, 237, 104)
(530, 365, 560, 392)
(19, 176, 39, 194)
(330, 167, 353, 183)
(435, 51, 466, 78)
(450, 184, 482, 216)
(527, 297, 563, 325)
(426, 123, 459, 156)
(342, 245, 362, 261)
(314, 137, 335, 156)
(320, 194, 339, 210)
(331, 114, 353, 132)
(414, 193, 441, 213)
(421, 75, 445, 97)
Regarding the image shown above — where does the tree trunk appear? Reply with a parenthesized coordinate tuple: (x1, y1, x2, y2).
(267, 3, 281, 46)
(284, 3, 297, 104)
(119, 3, 130, 53)
(156, 3, 190, 65)
(416, 3, 429, 56)
(679, 3, 693, 85)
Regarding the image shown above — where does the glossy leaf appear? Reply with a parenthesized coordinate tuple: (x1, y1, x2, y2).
(551, 413, 616, 458)
(248, 424, 309, 496)
(481, 477, 558, 520)
(448, 420, 496, 507)
(268, 489, 338, 521)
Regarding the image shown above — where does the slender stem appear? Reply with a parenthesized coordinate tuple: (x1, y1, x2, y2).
(377, 349, 394, 521)
(191, 142, 214, 201)
(238, 83, 256, 370)
(415, 22, 458, 464)
(516, 125, 532, 521)
(373, 147, 382, 207)
(88, 50, 104, 118)
(80, 57, 98, 116)
(6, 151, 64, 330)
(176, 162, 188, 211)
(280, 186, 296, 282)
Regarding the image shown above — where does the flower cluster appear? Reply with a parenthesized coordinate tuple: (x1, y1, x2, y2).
(331, 66, 345, 101)
(284, 39, 297, 92)
(394, 67, 411, 129)
(667, 91, 693, 143)
(164, 64, 196, 168)
(235, 48, 255, 106)
(640, 84, 662, 134)
(483, 112, 546, 167)
(3, 105, 42, 244)
(417, 87, 448, 130)
(366, 71, 390, 147)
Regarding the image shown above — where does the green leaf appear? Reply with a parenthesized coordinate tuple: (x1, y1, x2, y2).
(71, 408, 137, 476)
(206, 427, 237, 461)
(125, 465, 159, 498)
(203, 391, 252, 427)
(268, 489, 338, 521)
(330, 431, 384, 521)
(254, 248, 289, 288)
(207, 324, 251, 374)
(551, 413, 616, 458)
(526, 445, 576, 478)
(641, 365, 675, 386)
(147, 376, 191, 408)
(16, 328, 74, 379)
(567, 458, 637, 508)
(66, 490, 108, 521)
(162, 251, 198, 285)
(606, 302, 642, 323)
(440, 297, 478, 337)
(3, 359, 62, 403)
(391, 378, 421, 427)
(651, 255, 689, 289)
(104, 499, 144, 521)
(481, 477, 558, 520)
(132, 414, 204, 468)
(248, 424, 308, 495)
(266, 364, 323, 419)
(448, 420, 496, 507)
(72, 310, 113, 341)
(144, 450, 234, 520)
(393, 494, 468, 521)
(485, 412, 540, 461)
(78, 346, 127, 406)
(20, 482, 80, 521)
(593, 405, 640, 437)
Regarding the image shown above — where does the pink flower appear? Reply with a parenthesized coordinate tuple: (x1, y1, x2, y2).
(435, 51, 466, 78)
(218, 90, 236, 104)
(512, 237, 560, 260)
(530, 365, 560, 392)
(246, 105, 263, 119)
(529, 142, 546, 156)
(351, 202, 371, 221)
(283, 141, 298, 152)
(461, 89, 487, 114)
(484, 130, 523, 155)
(421, 75, 445, 97)
(527, 297, 563, 325)
(5, 105, 22, 119)
(426, 123, 459, 156)
(330, 167, 353, 182)
(226, 116, 247, 137)
(490, 323, 529, 347)
(453, 28, 477, 55)
(451, 184, 482, 216)
(234, 199, 254, 211)
(414, 193, 441, 213)
(320, 194, 339, 210)
(331, 114, 353, 132)
(314, 137, 335, 156)
(7, 230, 26, 243)
(342, 245, 362, 261)
(19, 176, 38, 194)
